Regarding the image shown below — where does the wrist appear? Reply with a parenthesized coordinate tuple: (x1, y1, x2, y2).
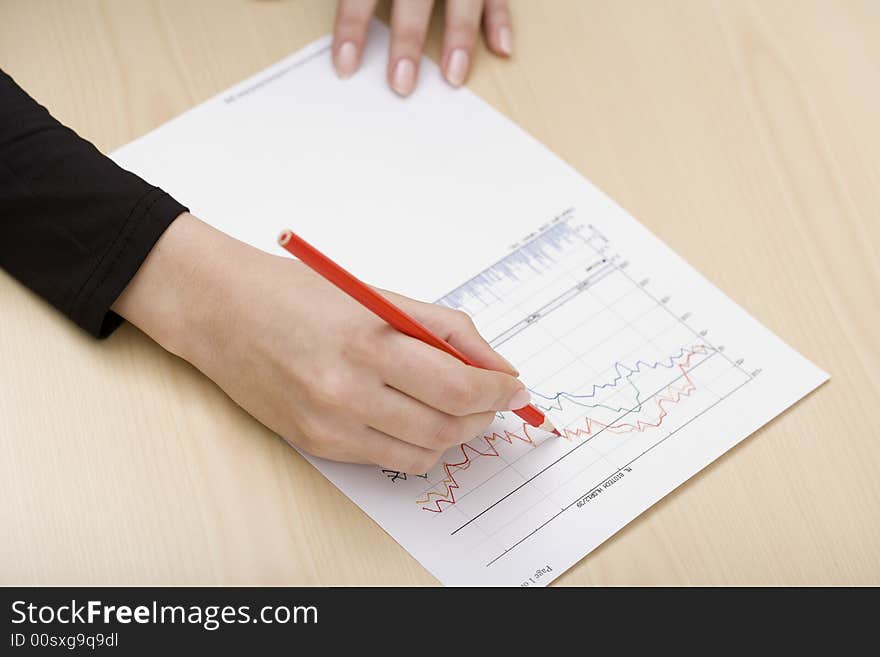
(112, 213, 244, 364)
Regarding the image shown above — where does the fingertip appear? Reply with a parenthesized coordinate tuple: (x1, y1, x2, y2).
(444, 48, 471, 87)
(390, 57, 417, 96)
(483, 0, 513, 57)
(497, 26, 512, 56)
(506, 386, 532, 411)
(334, 40, 360, 79)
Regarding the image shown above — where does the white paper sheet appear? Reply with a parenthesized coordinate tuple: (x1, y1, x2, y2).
(112, 22, 828, 586)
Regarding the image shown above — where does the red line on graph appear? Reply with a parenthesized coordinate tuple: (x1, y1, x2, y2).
(416, 426, 540, 513)
(416, 347, 704, 514)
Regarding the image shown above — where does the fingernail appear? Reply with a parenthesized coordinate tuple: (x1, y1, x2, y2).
(498, 26, 512, 56)
(507, 387, 532, 411)
(446, 48, 469, 87)
(391, 58, 416, 96)
(335, 41, 358, 79)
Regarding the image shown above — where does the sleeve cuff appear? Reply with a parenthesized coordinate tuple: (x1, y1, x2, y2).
(68, 188, 188, 338)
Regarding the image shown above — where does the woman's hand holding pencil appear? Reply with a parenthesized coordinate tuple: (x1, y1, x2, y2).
(113, 213, 537, 474)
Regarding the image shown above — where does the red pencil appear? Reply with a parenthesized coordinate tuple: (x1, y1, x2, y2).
(277, 229, 561, 437)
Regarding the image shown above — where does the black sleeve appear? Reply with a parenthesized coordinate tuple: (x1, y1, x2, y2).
(0, 68, 188, 338)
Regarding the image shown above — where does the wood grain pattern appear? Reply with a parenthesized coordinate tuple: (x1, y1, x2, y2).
(1, 0, 878, 585)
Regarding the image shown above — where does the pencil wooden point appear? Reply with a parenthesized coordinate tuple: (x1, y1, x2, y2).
(538, 416, 561, 436)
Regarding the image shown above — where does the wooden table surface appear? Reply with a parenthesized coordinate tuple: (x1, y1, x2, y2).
(2, 0, 878, 586)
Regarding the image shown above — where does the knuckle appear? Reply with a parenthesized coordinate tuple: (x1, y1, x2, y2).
(446, 377, 481, 415)
(307, 370, 347, 410)
(447, 16, 480, 34)
(485, 7, 509, 24)
(336, 15, 367, 32)
(451, 308, 475, 328)
(485, 0, 511, 19)
(428, 418, 458, 449)
(335, 2, 373, 30)
(393, 28, 427, 51)
(343, 328, 377, 365)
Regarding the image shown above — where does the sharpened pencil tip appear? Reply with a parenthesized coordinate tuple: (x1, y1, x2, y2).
(538, 416, 561, 436)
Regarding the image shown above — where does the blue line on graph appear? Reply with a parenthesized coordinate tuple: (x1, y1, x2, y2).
(530, 345, 712, 411)
(492, 345, 712, 421)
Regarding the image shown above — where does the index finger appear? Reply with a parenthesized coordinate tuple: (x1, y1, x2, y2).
(377, 332, 530, 416)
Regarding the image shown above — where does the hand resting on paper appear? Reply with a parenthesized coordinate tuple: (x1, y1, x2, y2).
(332, 0, 512, 96)
(113, 213, 530, 473)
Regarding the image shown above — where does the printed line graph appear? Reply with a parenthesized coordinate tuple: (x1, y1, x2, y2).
(403, 209, 757, 568)
(416, 345, 711, 513)
(532, 344, 710, 415)
(451, 346, 722, 534)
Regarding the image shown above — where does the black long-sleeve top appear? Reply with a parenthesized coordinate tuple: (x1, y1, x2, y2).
(0, 69, 187, 337)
